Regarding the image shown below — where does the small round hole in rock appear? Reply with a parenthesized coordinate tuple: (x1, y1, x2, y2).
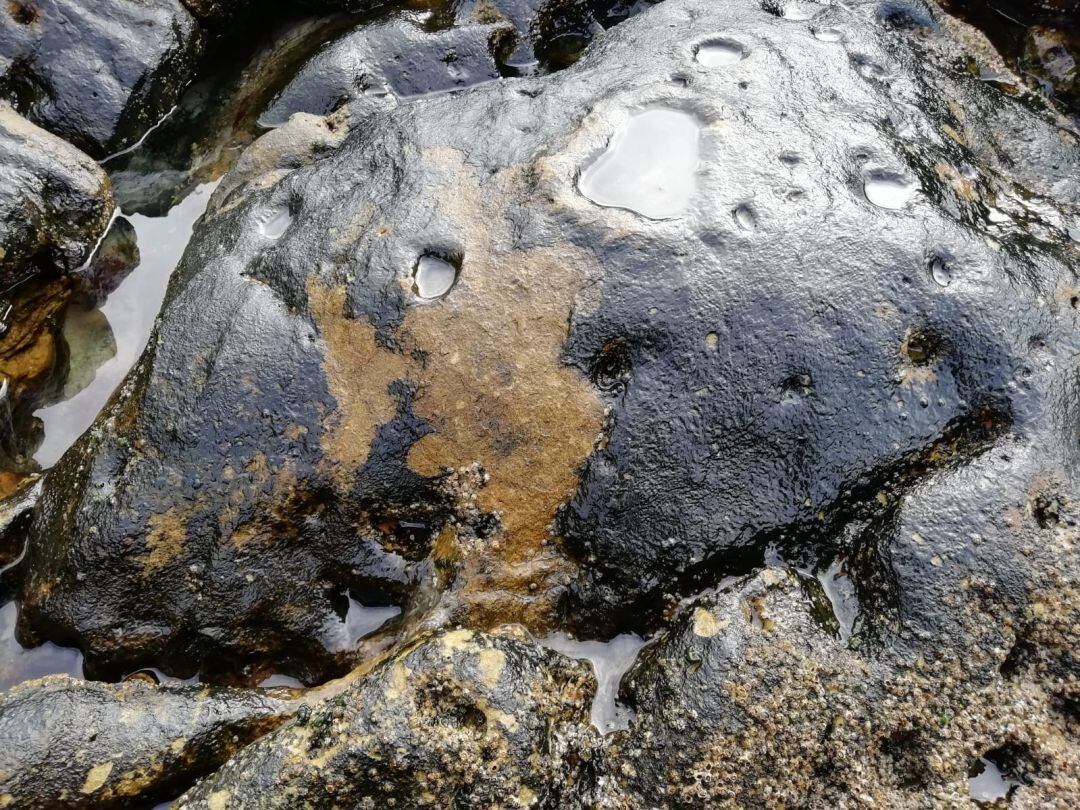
(695, 38, 747, 67)
(902, 326, 945, 366)
(7, 0, 37, 25)
(413, 255, 459, 300)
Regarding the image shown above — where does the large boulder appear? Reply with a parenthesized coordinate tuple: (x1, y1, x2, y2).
(15, 0, 1080, 699)
(175, 629, 599, 808)
(0, 102, 112, 288)
(0, 674, 297, 808)
(0, 0, 204, 157)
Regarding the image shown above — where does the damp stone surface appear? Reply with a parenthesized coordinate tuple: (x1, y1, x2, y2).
(1, 0, 1080, 807)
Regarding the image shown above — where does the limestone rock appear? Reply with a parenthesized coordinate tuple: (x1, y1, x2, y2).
(16, 0, 1080, 710)
(176, 629, 599, 809)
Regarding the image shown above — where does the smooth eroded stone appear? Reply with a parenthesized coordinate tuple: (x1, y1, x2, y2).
(0, 0, 204, 157)
(0, 674, 297, 809)
(175, 629, 599, 808)
(0, 103, 113, 288)
(15, 0, 1080, 686)
(259, 17, 513, 128)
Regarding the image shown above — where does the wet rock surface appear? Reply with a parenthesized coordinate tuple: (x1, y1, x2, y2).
(0, 0, 204, 157)
(2, 0, 1080, 805)
(14, 0, 1080, 685)
(0, 102, 112, 288)
(176, 629, 599, 808)
(259, 16, 512, 126)
(0, 674, 297, 808)
(942, 0, 1080, 120)
(604, 564, 1080, 806)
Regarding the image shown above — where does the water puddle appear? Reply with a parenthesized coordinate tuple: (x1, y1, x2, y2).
(578, 109, 701, 220)
(32, 182, 219, 468)
(929, 255, 952, 287)
(255, 206, 293, 240)
(816, 558, 858, 642)
(539, 632, 648, 733)
(257, 673, 305, 688)
(813, 28, 843, 42)
(412, 255, 459, 300)
(0, 600, 83, 691)
(733, 203, 758, 230)
(319, 596, 400, 653)
(863, 171, 919, 210)
(695, 39, 747, 67)
(969, 757, 1020, 803)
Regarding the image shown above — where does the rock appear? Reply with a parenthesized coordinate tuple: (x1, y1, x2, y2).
(84, 216, 140, 303)
(0, 674, 297, 808)
(175, 628, 599, 808)
(0, 0, 204, 157)
(260, 0, 664, 129)
(603, 559, 1080, 806)
(0, 477, 39, 572)
(0, 275, 77, 475)
(941, 0, 1080, 119)
(0, 103, 112, 289)
(108, 12, 363, 217)
(15, 0, 1080, 698)
(258, 17, 514, 128)
(1024, 22, 1078, 117)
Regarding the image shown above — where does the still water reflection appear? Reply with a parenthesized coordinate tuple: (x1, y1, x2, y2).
(33, 183, 219, 468)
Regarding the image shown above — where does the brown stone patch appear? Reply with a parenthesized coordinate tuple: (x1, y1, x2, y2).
(310, 149, 605, 630)
(308, 282, 412, 483)
(142, 508, 193, 575)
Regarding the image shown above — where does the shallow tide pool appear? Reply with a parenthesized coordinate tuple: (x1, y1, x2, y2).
(33, 182, 219, 468)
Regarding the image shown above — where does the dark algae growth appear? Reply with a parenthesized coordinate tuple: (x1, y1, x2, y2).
(1, 0, 1079, 807)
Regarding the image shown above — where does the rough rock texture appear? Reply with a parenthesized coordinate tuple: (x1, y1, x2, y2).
(603, 566, 1080, 807)
(0, 0, 1078, 805)
(0, 0, 204, 157)
(176, 628, 599, 808)
(14, 0, 1080, 693)
(0, 102, 112, 288)
(0, 674, 297, 808)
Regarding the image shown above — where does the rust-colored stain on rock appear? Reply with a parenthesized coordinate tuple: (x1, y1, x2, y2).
(311, 149, 605, 629)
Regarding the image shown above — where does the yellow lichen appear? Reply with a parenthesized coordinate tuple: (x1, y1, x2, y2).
(478, 648, 506, 688)
(692, 607, 728, 638)
(80, 762, 113, 795)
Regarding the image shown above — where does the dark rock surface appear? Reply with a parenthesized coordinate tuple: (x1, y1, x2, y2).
(942, 0, 1080, 120)
(107, 11, 362, 216)
(0, 102, 112, 289)
(260, 1, 663, 127)
(258, 16, 512, 127)
(175, 628, 599, 808)
(0, 0, 204, 157)
(13, 0, 1080, 697)
(0, 674, 297, 808)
